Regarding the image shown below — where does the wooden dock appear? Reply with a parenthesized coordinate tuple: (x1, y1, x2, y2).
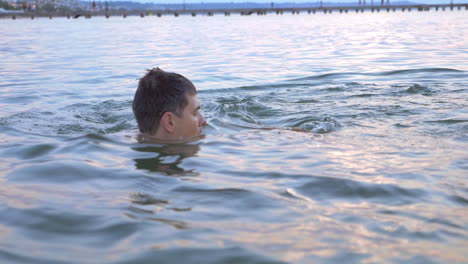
(1, 3, 467, 19)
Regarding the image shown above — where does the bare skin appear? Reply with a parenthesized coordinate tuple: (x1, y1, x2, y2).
(138, 94, 207, 143)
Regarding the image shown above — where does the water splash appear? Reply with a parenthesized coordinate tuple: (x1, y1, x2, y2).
(298, 117, 341, 133)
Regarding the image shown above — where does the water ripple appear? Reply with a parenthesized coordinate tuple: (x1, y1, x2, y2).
(295, 176, 427, 205)
(1, 12, 467, 264)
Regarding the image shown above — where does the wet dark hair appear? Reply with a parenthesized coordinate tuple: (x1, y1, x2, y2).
(132, 68, 196, 135)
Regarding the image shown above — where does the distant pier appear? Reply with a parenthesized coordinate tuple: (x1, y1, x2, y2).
(1, 3, 467, 19)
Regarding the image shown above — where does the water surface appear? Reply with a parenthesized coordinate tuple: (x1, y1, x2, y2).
(0, 11, 467, 264)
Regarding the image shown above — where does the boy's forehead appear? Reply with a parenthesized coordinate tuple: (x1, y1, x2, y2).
(186, 94, 200, 108)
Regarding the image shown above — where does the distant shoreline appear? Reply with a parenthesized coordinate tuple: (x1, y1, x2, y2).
(1, 3, 466, 19)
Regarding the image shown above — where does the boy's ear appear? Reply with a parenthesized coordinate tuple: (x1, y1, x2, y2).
(160, 112, 176, 133)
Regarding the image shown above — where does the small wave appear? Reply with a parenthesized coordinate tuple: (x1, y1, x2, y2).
(294, 98, 321, 103)
(283, 68, 463, 83)
(295, 176, 427, 205)
(209, 95, 283, 127)
(207, 91, 342, 134)
(6, 143, 57, 160)
(1, 100, 134, 137)
(448, 195, 468, 206)
(401, 84, 436, 95)
(140, 216, 189, 230)
(368, 222, 451, 242)
(129, 192, 169, 205)
(173, 186, 251, 195)
(9, 206, 141, 247)
(425, 119, 468, 125)
(382, 68, 462, 76)
(67, 133, 119, 143)
(8, 160, 106, 183)
(378, 210, 464, 229)
(68, 77, 107, 84)
(237, 83, 303, 91)
(200, 82, 314, 94)
(394, 123, 413, 128)
(348, 93, 376, 98)
(115, 247, 285, 264)
(297, 117, 341, 134)
(319, 86, 347, 92)
(172, 186, 279, 211)
(287, 72, 353, 82)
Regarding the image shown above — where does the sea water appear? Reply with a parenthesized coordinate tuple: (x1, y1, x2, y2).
(0, 10, 467, 264)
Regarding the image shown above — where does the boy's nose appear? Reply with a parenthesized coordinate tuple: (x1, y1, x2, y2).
(199, 114, 207, 127)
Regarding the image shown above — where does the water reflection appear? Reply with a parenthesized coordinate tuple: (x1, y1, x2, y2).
(132, 142, 201, 176)
(126, 190, 192, 230)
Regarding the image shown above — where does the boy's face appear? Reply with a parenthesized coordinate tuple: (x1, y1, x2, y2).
(172, 94, 207, 140)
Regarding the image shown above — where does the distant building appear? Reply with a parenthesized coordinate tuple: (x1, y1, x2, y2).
(4, 0, 80, 9)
